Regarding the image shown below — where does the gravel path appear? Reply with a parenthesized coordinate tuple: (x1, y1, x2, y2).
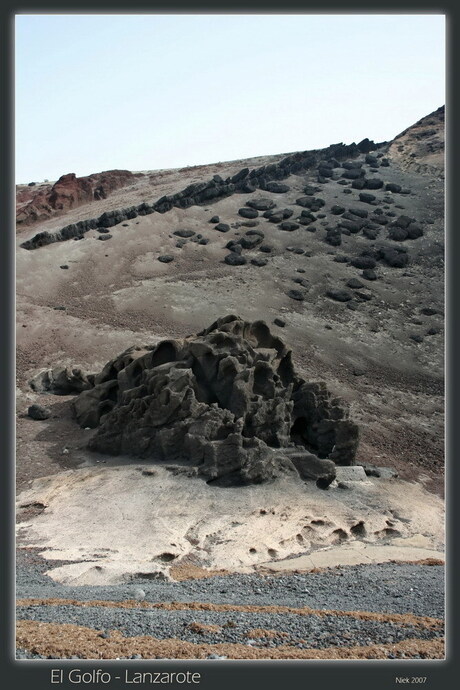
(16, 548, 444, 659)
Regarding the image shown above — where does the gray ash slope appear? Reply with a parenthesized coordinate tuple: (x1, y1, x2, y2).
(17, 107, 445, 491)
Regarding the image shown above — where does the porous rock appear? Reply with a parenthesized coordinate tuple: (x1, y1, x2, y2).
(30, 367, 93, 395)
(28, 404, 52, 420)
(69, 316, 359, 484)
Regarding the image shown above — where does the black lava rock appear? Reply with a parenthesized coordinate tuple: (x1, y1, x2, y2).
(326, 289, 352, 302)
(28, 404, 51, 420)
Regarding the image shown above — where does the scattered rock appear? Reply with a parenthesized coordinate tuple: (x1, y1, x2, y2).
(279, 221, 299, 231)
(158, 255, 174, 263)
(246, 198, 276, 211)
(326, 289, 352, 302)
(238, 208, 258, 219)
(264, 182, 290, 193)
(273, 318, 286, 328)
(174, 229, 195, 238)
(385, 183, 402, 193)
(215, 223, 230, 233)
(347, 278, 364, 289)
(30, 367, 92, 395)
(97, 235, 112, 241)
(359, 192, 377, 204)
(209, 216, 220, 223)
(28, 404, 51, 420)
(296, 197, 325, 212)
(287, 289, 305, 301)
(351, 256, 376, 270)
(362, 269, 378, 281)
(224, 253, 247, 266)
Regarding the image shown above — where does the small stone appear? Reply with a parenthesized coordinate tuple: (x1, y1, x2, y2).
(132, 587, 146, 601)
(274, 318, 286, 328)
(287, 289, 305, 301)
(158, 255, 174, 263)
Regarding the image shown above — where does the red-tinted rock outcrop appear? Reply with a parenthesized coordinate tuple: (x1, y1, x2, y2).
(16, 170, 142, 226)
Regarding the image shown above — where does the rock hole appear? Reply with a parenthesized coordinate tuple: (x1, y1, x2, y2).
(296, 534, 304, 543)
(267, 548, 278, 557)
(249, 548, 257, 554)
(375, 527, 402, 539)
(311, 519, 325, 526)
(350, 521, 366, 537)
(332, 528, 348, 543)
(155, 552, 177, 562)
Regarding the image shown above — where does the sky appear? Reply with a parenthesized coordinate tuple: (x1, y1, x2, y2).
(15, 13, 445, 184)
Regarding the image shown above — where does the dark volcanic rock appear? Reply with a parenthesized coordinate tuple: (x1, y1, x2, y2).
(264, 182, 290, 193)
(30, 367, 92, 395)
(378, 246, 409, 268)
(158, 255, 174, 263)
(326, 289, 353, 303)
(388, 227, 409, 241)
(68, 316, 358, 484)
(239, 233, 263, 249)
(246, 198, 276, 211)
(347, 278, 364, 289)
(27, 404, 52, 420)
(296, 197, 325, 212)
(351, 256, 377, 270)
(174, 229, 195, 238)
(359, 192, 377, 204)
(215, 223, 231, 233)
(362, 268, 378, 281)
(224, 253, 247, 266)
(279, 221, 300, 231)
(251, 258, 268, 267)
(325, 228, 342, 246)
(364, 178, 384, 190)
(342, 168, 365, 180)
(287, 289, 305, 301)
(238, 208, 258, 219)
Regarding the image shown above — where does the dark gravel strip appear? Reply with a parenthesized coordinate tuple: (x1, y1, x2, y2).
(16, 605, 443, 649)
(16, 550, 445, 619)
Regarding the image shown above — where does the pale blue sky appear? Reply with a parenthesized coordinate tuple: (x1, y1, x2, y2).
(15, 13, 445, 184)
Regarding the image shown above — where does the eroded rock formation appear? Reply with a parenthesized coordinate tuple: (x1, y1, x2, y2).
(67, 315, 359, 486)
(16, 170, 140, 227)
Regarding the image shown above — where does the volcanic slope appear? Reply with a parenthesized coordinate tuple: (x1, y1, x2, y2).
(15, 106, 445, 660)
(17, 106, 445, 495)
